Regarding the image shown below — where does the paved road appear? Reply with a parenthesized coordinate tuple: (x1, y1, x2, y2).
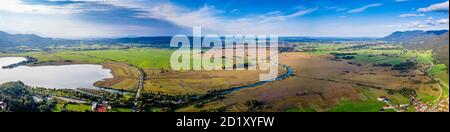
(384, 101, 399, 112)
(421, 54, 449, 111)
(132, 67, 144, 112)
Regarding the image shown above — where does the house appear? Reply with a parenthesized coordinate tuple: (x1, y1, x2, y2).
(96, 104, 108, 112)
(91, 102, 98, 112)
(377, 98, 385, 102)
(383, 105, 394, 109)
(0, 101, 6, 110)
(91, 101, 110, 112)
(399, 104, 409, 108)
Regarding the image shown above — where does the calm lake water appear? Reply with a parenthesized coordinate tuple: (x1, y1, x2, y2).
(0, 57, 113, 89)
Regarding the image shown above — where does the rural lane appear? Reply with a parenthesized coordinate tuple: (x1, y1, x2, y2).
(421, 54, 449, 111)
(132, 67, 144, 112)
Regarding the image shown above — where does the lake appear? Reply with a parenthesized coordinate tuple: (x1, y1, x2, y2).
(0, 57, 113, 89)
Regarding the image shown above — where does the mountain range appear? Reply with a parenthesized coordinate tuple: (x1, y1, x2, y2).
(382, 30, 449, 66)
(0, 31, 376, 48)
(0, 31, 175, 48)
(1, 30, 448, 65)
(0, 31, 57, 47)
(382, 30, 448, 43)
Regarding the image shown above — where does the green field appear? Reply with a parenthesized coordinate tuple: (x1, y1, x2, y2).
(1, 48, 174, 69)
(54, 104, 91, 112)
(301, 43, 448, 111)
(111, 108, 133, 112)
(328, 101, 384, 112)
(1, 48, 235, 69)
(284, 107, 317, 112)
(430, 64, 449, 86)
(300, 43, 434, 66)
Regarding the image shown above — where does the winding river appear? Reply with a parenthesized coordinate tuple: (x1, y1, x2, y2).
(0, 57, 113, 90)
(221, 64, 294, 94)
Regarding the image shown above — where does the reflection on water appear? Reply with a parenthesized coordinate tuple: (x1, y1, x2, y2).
(0, 57, 113, 89)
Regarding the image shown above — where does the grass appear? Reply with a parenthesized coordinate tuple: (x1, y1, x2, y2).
(430, 64, 449, 87)
(284, 107, 316, 112)
(2, 48, 264, 96)
(301, 43, 435, 66)
(111, 108, 132, 112)
(426, 63, 449, 98)
(417, 93, 437, 103)
(328, 100, 384, 112)
(54, 104, 91, 112)
(95, 62, 140, 91)
(1, 48, 175, 69)
(2, 48, 235, 70)
(327, 87, 402, 112)
(443, 85, 449, 97)
(383, 109, 397, 112)
(74, 48, 173, 68)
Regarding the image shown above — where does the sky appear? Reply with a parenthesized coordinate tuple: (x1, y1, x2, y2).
(0, 0, 448, 39)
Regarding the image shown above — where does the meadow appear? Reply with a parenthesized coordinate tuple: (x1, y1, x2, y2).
(184, 42, 447, 112)
(300, 43, 435, 65)
(299, 43, 447, 90)
(1, 47, 273, 96)
(0, 48, 174, 69)
(298, 43, 448, 110)
(2, 44, 447, 112)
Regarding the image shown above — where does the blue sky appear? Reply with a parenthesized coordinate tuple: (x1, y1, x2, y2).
(0, 0, 448, 38)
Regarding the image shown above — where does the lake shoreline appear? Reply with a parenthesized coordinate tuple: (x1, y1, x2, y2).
(0, 57, 115, 91)
(1, 56, 37, 69)
(0, 56, 142, 94)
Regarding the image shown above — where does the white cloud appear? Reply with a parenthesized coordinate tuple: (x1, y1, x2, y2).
(407, 21, 427, 28)
(425, 17, 436, 26)
(325, 6, 347, 12)
(437, 18, 449, 24)
(384, 22, 427, 28)
(0, 0, 159, 38)
(385, 25, 403, 28)
(418, 1, 449, 13)
(348, 3, 383, 13)
(0, 0, 318, 37)
(0, 15, 121, 38)
(0, 0, 92, 14)
(399, 13, 425, 17)
(258, 8, 317, 23)
(102, 1, 317, 35)
(385, 17, 449, 29)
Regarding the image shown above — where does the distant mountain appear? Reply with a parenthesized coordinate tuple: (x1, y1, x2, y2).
(91, 37, 172, 47)
(422, 32, 449, 66)
(0, 31, 177, 48)
(0, 31, 50, 47)
(383, 30, 449, 66)
(0, 31, 78, 48)
(382, 30, 448, 43)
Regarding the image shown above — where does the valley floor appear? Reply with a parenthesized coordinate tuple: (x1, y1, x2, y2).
(1, 43, 448, 112)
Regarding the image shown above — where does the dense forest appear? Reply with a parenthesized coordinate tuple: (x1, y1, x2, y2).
(0, 82, 56, 112)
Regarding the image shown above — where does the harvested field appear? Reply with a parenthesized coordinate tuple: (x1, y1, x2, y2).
(142, 69, 269, 95)
(178, 52, 439, 112)
(95, 62, 140, 91)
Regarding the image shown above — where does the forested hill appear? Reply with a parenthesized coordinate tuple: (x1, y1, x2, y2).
(0, 31, 57, 47)
(383, 30, 449, 66)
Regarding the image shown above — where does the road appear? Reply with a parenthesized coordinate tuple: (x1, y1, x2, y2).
(421, 54, 449, 111)
(384, 101, 399, 112)
(53, 96, 87, 104)
(132, 67, 144, 112)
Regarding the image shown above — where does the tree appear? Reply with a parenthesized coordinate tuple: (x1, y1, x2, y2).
(0, 81, 57, 112)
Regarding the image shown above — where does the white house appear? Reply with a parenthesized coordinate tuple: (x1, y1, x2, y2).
(0, 101, 6, 110)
